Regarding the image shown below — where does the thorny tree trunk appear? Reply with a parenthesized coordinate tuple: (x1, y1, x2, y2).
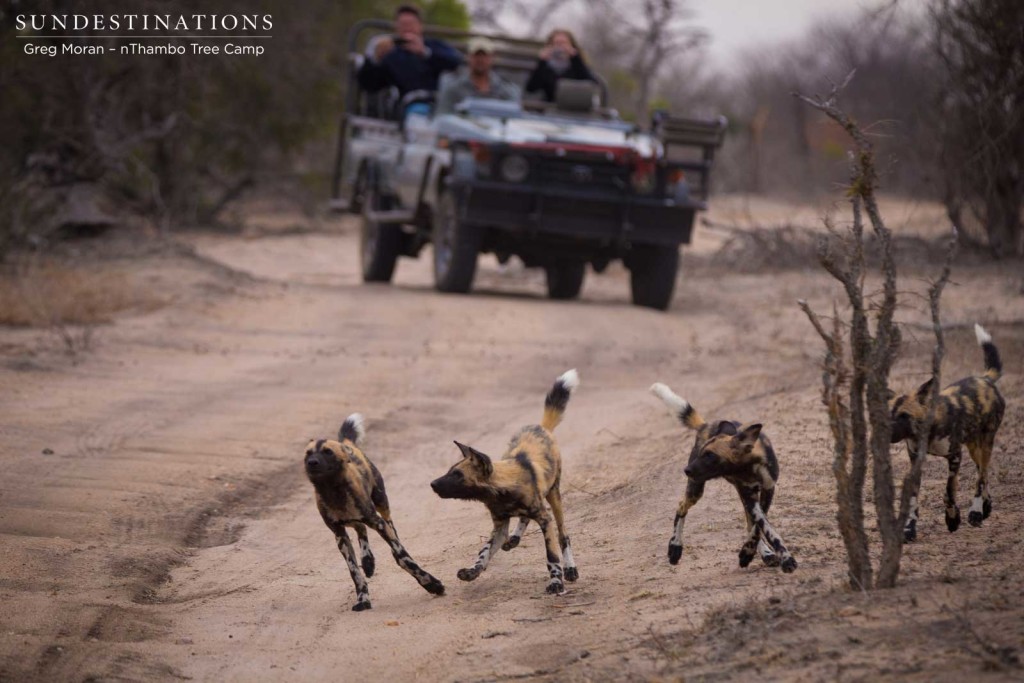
(795, 72, 955, 590)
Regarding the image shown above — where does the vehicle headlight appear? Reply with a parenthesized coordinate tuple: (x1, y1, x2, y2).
(499, 154, 529, 183)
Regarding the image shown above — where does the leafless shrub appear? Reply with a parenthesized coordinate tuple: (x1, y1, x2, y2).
(796, 73, 957, 590)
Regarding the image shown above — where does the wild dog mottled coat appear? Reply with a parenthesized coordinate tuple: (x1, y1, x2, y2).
(430, 370, 580, 595)
(890, 324, 1005, 541)
(304, 414, 445, 611)
(651, 383, 797, 573)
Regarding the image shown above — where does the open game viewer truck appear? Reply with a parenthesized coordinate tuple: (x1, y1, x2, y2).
(330, 20, 727, 310)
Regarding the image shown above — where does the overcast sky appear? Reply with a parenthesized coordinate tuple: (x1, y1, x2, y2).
(477, 0, 921, 71)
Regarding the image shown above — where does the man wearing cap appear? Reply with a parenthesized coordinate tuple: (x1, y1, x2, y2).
(436, 37, 520, 115)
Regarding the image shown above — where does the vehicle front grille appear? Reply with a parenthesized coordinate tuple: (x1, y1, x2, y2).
(534, 157, 630, 193)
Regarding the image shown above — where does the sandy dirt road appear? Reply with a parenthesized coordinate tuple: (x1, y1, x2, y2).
(1, 206, 1022, 682)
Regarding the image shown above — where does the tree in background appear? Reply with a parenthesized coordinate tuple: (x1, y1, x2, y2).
(931, 0, 1024, 257)
(0, 0, 468, 252)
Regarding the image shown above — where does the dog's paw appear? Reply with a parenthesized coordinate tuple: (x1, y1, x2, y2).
(351, 600, 372, 612)
(760, 552, 781, 567)
(564, 566, 579, 582)
(903, 523, 917, 543)
(781, 557, 798, 574)
(738, 546, 756, 569)
(946, 508, 961, 533)
(501, 536, 520, 552)
(422, 577, 445, 595)
(362, 555, 375, 578)
(545, 580, 565, 595)
(983, 499, 992, 519)
(968, 510, 984, 527)
(667, 543, 683, 565)
(457, 567, 480, 582)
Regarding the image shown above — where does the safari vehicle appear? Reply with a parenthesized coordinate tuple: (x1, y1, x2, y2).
(330, 20, 727, 310)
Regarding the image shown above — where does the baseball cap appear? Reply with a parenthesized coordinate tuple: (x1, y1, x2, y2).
(467, 37, 497, 55)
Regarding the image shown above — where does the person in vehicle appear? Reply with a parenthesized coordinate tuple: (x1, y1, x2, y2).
(524, 29, 596, 102)
(436, 37, 520, 115)
(358, 5, 463, 97)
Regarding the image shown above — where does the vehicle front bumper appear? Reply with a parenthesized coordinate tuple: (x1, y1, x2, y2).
(448, 180, 701, 248)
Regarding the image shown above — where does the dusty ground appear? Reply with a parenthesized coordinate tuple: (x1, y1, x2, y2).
(1, 196, 1022, 682)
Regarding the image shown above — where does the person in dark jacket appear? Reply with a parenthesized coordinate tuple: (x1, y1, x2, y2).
(524, 29, 596, 102)
(358, 5, 463, 97)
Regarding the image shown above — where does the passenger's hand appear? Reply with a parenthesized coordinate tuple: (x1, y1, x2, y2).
(373, 37, 394, 62)
(539, 46, 552, 60)
(402, 33, 426, 56)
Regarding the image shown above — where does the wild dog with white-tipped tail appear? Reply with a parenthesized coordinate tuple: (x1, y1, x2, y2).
(430, 370, 580, 595)
(889, 324, 1005, 541)
(650, 383, 797, 573)
(304, 414, 445, 611)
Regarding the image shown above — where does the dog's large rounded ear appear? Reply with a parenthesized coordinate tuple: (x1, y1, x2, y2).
(732, 423, 762, 455)
(454, 441, 493, 477)
(915, 378, 935, 402)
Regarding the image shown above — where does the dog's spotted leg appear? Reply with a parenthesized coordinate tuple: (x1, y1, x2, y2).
(546, 486, 578, 582)
(944, 439, 963, 532)
(903, 447, 920, 542)
(370, 516, 445, 596)
(336, 528, 371, 611)
(502, 517, 529, 551)
(737, 487, 761, 568)
(967, 443, 988, 527)
(536, 511, 565, 594)
(669, 479, 704, 565)
(353, 523, 375, 577)
(458, 518, 508, 582)
(748, 500, 796, 573)
(756, 486, 780, 566)
(904, 495, 920, 542)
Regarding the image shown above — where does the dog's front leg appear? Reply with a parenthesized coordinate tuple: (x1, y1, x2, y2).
(458, 518, 509, 582)
(335, 528, 372, 611)
(369, 515, 445, 595)
(669, 479, 705, 565)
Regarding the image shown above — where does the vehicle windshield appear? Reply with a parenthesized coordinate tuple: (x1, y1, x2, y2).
(451, 97, 637, 134)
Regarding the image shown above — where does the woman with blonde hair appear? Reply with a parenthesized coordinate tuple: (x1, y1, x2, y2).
(524, 28, 597, 102)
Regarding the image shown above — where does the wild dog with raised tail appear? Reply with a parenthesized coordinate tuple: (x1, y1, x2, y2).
(890, 324, 1005, 541)
(304, 414, 445, 611)
(431, 370, 580, 595)
(650, 383, 797, 573)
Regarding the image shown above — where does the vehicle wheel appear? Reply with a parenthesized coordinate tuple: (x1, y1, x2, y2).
(360, 188, 403, 283)
(433, 191, 480, 293)
(545, 261, 586, 300)
(629, 245, 679, 310)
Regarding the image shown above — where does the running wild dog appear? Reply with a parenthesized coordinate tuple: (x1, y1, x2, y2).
(650, 383, 797, 573)
(430, 370, 580, 595)
(304, 414, 445, 611)
(890, 324, 1004, 541)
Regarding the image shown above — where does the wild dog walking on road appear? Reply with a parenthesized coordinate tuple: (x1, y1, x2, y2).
(431, 370, 580, 595)
(890, 324, 1005, 541)
(650, 383, 797, 573)
(304, 414, 445, 611)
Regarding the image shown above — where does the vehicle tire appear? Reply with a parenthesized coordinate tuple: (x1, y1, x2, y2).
(360, 187, 403, 283)
(629, 245, 679, 311)
(433, 190, 480, 293)
(545, 261, 586, 300)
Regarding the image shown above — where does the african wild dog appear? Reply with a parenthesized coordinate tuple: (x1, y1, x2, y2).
(890, 324, 1004, 541)
(304, 414, 445, 611)
(650, 383, 797, 573)
(430, 370, 580, 595)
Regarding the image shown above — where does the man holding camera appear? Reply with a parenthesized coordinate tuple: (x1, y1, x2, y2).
(358, 5, 463, 97)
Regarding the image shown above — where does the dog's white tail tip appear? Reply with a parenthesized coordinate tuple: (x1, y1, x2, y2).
(650, 382, 688, 413)
(974, 323, 992, 346)
(344, 412, 366, 443)
(558, 369, 580, 392)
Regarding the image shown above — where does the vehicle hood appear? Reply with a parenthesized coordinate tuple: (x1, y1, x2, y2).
(435, 114, 662, 157)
